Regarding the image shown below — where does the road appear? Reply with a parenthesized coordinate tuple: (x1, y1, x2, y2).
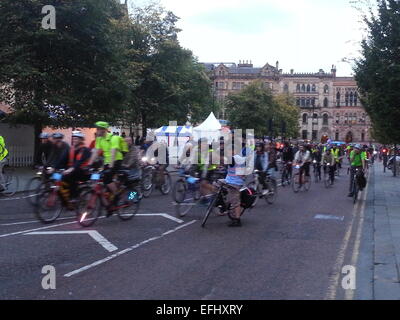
(0, 165, 368, 300)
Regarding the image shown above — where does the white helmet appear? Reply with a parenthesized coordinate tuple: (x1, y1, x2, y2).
(72, 130, 85, 139)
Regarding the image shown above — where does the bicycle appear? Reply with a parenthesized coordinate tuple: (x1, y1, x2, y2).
(24, 167, 52, 206)
(34, 170, 90, 224)
(292, 163, 311, 193)
(353, 168, 363, 204)
(247, 170, 277, 207)
(0, 159, 19, 197)
(201, 180, 256, 228)
(280, 161, 292, 187)
(312, 160, 322, 183)
(76, 169, 141, 227)
(173, 167, 201, 217)
(141, 163, 171, 198)
(323, 163, 335, 188)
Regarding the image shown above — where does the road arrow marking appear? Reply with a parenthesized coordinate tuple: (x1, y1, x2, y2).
(24, 231, 118, 252)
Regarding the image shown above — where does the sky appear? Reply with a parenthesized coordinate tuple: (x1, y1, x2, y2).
(125, 0, 370, 76)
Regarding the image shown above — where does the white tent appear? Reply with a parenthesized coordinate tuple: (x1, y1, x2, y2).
(193, 112, 222, 143)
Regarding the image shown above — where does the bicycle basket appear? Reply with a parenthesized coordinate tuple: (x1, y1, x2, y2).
(240, 187, 257, 209)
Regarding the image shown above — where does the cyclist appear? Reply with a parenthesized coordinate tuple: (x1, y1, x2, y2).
(0, 134, 9, 192)
(348, 144, 366, 197)
(294, 144, 312, 181)
(311, 144, 322, 181)
(224, 134, 253, 227)
(322, 146, 336, 185)
(88, 121, 124, 210)
(281, 141, 294, 182)
(60, 131, 91, 207)
(35, 133, 54, 168)
(331, 144, 340, 174)
(47, 133, 70, 170)
(196, 138, 219, 199)
(254, 142, 269, 195)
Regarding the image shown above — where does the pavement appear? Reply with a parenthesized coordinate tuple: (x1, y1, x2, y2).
(354, 160, 400, 300)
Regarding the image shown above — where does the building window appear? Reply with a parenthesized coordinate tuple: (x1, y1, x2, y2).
(301, 98, 305, 107)
(311, 98, 316, 106)
(301, 84, 305, 92)
(324, 98, 328, 108)
(302, 114, 308, 124)
(296, 84, 300, 92)
(306, 98, 310, 107)
(312, 84, 316, 92)
(354, 93, 358, 106)
(336, 92, 341, 107)
(296, 98, 300, 106)
(324, 85, 329, 94)
(284, 84, 289, 93)
(307, 84, 311, 93)
(335, 131, 339, 141)
(345, 92, 349, 106)
(361, 132, 365, 141)
(323, 114, 329, 125)
(344, 113, 348, 124)
(302, 130, 308, 140)
(336, 113, 340, 124)
(312, 130, 318, 141)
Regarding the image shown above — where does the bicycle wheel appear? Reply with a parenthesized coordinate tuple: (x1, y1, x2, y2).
(25, 177, 43, 205)
(201, 192, 219, 227)
(324, 171, 331, 188)
(353, 181, 359, 204)
(76, 190, 101, 227)
(265, 179, 277, 205)
(117, 188, 140, 221)
(141, 170, 154, 198)
(303, 174, 311, 191)
(2, 166, 19, 197)
(172, 179, 187, 203)
(292, 173, 301, 193)
(35, 189, 64, 223)
(160, 172, 172, 195)
(281, 169, 288, 187)
(247, 181, 260, 207)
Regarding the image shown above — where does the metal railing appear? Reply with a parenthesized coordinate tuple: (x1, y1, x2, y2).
(6, 146, 34, 167)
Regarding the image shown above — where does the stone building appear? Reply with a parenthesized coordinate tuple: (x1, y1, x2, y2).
(202, 60, 372, 143)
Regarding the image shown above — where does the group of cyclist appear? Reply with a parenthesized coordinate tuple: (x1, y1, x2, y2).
(29, 121, 383, 227)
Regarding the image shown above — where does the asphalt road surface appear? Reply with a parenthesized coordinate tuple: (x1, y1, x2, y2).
(0, 164, 368, 300)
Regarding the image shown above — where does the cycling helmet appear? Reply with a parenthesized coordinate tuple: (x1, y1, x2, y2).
(354, 144, 362, 150)
(240, 187, 257, 209)
(95, 121, 109, 129)
(39, 133, 50, 139)
(52, 133, 64, 139)
(72, 130, 85, 139)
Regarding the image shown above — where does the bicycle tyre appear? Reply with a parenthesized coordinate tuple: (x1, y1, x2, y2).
(160, 172, 172, 195)
(172, 179, 187, 203)
(117, 188, 140, 221)
(35, 189, 63, 224)
(292, 173, 301, 193)
(265, 179, 277, 205)
(141, 171, 154, 198)
(201, 192, 219, 227)
(25, 177, 43, 205)
(76, 190, 101, 227)
(353, 180, 358, 204)
(2, 166, 19, 197)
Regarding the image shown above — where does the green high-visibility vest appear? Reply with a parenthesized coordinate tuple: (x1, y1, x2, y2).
(0, 136, 8, 161)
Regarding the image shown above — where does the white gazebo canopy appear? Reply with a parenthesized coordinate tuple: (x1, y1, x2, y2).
(193, 112, 222, 143)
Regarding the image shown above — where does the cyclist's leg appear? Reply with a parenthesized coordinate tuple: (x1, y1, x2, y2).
(349, 166, 355, 195)
(0, 159, 7, 190)
(226, 185, 242, 226)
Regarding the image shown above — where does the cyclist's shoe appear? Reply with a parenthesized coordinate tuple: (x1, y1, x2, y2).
(228, 219, 242, 227)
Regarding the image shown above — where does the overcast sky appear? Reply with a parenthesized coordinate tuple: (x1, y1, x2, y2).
(125, 0, 369, 76)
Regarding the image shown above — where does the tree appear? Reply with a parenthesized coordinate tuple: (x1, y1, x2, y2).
(124, 4, 215, 135)
(0, 0, 131, 130)
(354, 0, 400, 144)
(225, 81, 299, 138)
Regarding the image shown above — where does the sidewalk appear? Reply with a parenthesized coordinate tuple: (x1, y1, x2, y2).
(357, 161, 400, 299)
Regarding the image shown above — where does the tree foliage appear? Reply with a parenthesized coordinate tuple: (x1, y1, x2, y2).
(354, 0, 400, 144)
(225, 81, 299, 138)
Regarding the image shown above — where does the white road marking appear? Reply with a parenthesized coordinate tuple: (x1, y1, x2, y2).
(24, 231, 118, 252)
(324, 169, 371, 300)
(345, 170, 371, 300)
(0, 213, 182, 228)
(0, 194, 39, 201)
(0, 220, 78, 238)
(314, 214, 345, 221)
(64, 220, 197, 278)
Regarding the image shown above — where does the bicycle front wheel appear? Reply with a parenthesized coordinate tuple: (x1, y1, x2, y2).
(160, 173, 172, 195)
(25, 177, 43, 205)
(2, 166, 19, 197)
(35, 189, 63, 224)
(76, 190, 101, 227)
(265, 179, 278, 204)
(117, 188, 140, 221)
(292, 174, 301, 193)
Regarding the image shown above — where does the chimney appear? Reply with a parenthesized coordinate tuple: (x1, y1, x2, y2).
(290, 69, 294, 75)
(276, 61, 279, 70)
(331, 64, 337, 77)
